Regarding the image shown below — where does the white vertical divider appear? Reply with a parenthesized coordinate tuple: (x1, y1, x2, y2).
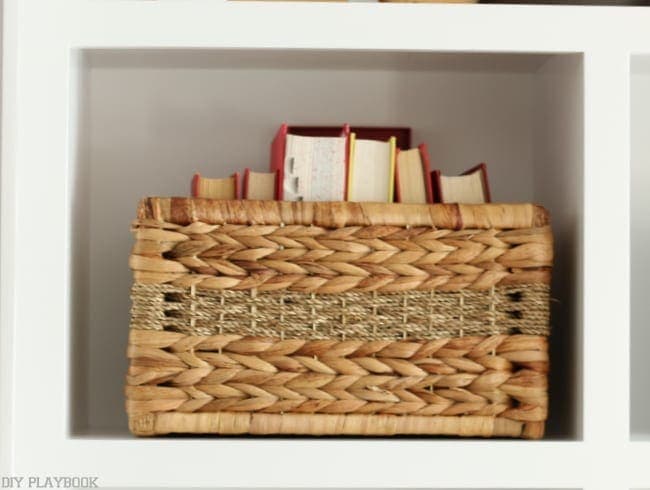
(630, 61, 650, 440)
(629, 58, 650, 490)
(0, 0, 18, 474)
(8, 0, 72, 471)
(582, 51, 631, 490)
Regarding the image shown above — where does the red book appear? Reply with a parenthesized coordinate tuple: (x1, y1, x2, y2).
(394, 143, 434, 204)
(242, 168, 278, 200)
(191, 172, 240, 199)
(431, 163, 491, 204)
(270, 123, 350, 200)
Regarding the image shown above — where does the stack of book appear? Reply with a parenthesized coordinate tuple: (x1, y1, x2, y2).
(191, 123, 491, 204)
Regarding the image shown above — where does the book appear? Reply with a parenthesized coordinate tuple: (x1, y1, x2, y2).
(270, 124, 350, 201)
(289, 126, 411, 150)
(191, 172, 240, 199)
(394, 144, 434, 204)
(243, 169, 277, 200)
(431, 163, 491, 204)
(347, 134, 396, 203)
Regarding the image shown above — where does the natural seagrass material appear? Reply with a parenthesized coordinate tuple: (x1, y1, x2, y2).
(130, 283, 550, 338)
(127, 199, 553, 438)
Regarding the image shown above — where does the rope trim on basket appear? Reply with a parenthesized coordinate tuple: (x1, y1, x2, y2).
(130, 283, 550, 339)
(128, 413, 543, 438)
(137, 198, 550, 229)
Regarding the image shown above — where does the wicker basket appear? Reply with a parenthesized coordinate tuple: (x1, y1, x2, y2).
(126, 199, 552, 438)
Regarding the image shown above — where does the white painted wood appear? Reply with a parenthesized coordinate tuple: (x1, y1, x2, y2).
(533, 54, 584, 440)
(0, 0, 16, 475)
(581, 50, 630, 489)
(628, 441, 650, 488)
(0, 0, 645, 488)
(19, 439, 593, 488)
(60, 1, 650, 53)
(631, 57, 650, 440)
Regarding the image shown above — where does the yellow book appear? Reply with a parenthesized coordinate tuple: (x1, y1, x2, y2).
(347, 134, 396, 202)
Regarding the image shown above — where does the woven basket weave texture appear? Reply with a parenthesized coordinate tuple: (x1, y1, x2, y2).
(126, 199, 553, 438)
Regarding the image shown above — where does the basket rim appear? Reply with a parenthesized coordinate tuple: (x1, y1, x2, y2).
(137, 198, 549, 230)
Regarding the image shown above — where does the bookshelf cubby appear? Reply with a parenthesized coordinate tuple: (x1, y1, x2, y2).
(70, 48, 583, 439)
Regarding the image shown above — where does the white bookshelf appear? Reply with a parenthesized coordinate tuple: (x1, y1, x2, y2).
(631, 55, 650, 441)
(0, 0, 643, 488)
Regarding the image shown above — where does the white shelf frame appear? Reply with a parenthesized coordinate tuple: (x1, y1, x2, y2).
(0, 0, 641, 488)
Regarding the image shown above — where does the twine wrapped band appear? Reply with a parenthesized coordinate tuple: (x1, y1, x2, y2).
(130, 283, 550, 339)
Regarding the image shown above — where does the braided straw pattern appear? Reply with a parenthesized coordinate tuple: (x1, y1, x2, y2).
(130, 283, 550, 338)
(129, 201, 553, 294)
(126, 330, 548, 438)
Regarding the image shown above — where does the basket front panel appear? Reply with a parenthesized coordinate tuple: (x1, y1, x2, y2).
(126, 199, 553, 438)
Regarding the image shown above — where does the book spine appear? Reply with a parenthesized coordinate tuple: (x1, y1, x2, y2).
(394, 148, 402, 203)
(341, 123, 351, 199)
(270, 124, 288, 200)
(431, 169, 443, 203)
(479, 162, 491, 203)
(387, 137, 397, 202)
(191, 173, 201, 198)
(271, 169, 280, 200)
(232, 172, 241, 199)
(242, 168, 251, 199)
(346, 133, 357, 201)
(419, 144, 435, 204)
